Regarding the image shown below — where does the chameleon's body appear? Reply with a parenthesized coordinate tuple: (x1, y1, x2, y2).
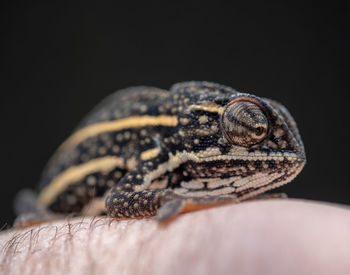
(17, 81, 306, 223)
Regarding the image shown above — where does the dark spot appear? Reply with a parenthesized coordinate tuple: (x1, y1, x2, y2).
(254, 160, 262, 168)
(267, 159, 276, 169)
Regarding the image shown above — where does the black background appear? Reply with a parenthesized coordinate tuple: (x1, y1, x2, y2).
(1, 2, 349, 226)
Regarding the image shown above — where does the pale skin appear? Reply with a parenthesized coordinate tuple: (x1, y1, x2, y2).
(1, 199, 350, 275)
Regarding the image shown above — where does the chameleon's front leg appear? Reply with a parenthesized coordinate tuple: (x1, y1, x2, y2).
(105, 157, 239, 221)
(105, 164, 182, 219)
(106, 180, 239, 221)
(106, 187, 178, 219)
(106, 179, 239, 221)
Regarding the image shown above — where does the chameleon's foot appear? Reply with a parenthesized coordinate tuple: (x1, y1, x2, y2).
(157, 195, 239, 222)
(14, 212, 65, 229)
(157, 199, 185, 222)
(106, 186, 239, 223)
(13, 189, 64, 228)
(106, 189, 180, 219)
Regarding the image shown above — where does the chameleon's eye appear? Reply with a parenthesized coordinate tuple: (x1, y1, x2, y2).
(220, 98, 269, 147)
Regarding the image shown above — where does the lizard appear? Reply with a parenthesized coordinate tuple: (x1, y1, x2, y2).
(14, 81, 306, 226)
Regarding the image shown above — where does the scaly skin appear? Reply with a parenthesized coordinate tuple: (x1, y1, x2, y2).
(16, 81, 306, 223)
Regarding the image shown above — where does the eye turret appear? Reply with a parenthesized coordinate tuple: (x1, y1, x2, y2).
(220, 98, 269, 147)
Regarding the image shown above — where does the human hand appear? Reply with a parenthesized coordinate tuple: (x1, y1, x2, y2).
(1, 199, 349, 275)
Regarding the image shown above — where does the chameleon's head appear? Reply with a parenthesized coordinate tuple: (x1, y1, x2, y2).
(215, 94, 305, 199)
(174, 82, 306, 199)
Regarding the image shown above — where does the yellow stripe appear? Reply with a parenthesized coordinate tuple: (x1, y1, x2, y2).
(140, 147, 161, 160)
(38, 156, 124, 207)
(59, 115, 178, 151)
(189, 103, 224, 114)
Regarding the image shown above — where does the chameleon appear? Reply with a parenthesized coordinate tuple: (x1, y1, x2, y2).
(14, 81, 306, 225)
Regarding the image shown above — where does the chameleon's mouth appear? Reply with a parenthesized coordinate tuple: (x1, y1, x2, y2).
(236, 160, 305, 201)
(173, 156, 305, 200)
(200, 152, 303, 162)
(189, 146, 305, 163)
